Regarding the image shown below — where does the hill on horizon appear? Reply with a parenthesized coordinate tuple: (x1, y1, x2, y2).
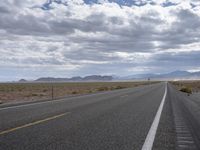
(18, 70, 200, 82)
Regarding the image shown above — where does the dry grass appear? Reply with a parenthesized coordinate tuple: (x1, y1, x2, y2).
(170, 80, 200, 93)
(0, 81, 158, 104)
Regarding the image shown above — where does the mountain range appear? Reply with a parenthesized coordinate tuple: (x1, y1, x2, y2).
(34, 75, 113, 82)
(18, 70, 200, 82)
(117, 70, 200, 81)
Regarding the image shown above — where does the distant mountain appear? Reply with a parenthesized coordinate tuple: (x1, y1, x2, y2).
(35, 77, 68, 82)
(34, 75, 113, 82)
(18, 79, 27, 82)
(116, 70, 200, 81)
(155, 70, 191, 78)
(191, 71, 200, 76)
(150, 70, 200, 80)
(20, 70, 200, 82)
(82, 75, 113, 81)
(118, 73, 156, 80)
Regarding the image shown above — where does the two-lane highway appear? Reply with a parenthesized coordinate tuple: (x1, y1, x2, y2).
(0, 82, 199, 150)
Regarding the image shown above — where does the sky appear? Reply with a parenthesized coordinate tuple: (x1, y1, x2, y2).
(1, 0, 200, 81)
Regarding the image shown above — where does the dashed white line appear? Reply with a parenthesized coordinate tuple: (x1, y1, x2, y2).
(141, 82, 167, 150)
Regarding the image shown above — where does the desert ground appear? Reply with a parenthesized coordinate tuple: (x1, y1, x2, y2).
(170, 80, 200, 94)
(0, 81, 158, 104)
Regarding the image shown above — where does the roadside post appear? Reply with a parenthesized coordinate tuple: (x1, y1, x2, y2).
(148, 77, 150, 85)
(51, 84, 54, 100)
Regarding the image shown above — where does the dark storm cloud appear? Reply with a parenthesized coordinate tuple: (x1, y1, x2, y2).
(164, 9, 200, 40)
(0, 6, 10, 14)
(153, 51, 200, 64)
(62, 50, 118, 62)
(147, 51, 200, 72)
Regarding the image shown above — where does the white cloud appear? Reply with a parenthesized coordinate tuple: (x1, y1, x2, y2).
(0, 0, 200, 80)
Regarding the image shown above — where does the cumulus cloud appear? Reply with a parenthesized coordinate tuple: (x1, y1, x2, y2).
(0, 0, 200, 80)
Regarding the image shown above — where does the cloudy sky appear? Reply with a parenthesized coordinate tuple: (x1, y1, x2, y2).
(1, 0, 200, 81)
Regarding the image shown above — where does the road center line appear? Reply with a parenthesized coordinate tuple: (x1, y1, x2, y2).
(0, 112, 70, 136)
(141, 82, 167, 150)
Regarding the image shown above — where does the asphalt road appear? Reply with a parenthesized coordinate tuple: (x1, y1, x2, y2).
(0, 82, 200, 150)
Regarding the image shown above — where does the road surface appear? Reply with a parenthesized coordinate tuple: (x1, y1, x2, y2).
(0, 82, 200, 150)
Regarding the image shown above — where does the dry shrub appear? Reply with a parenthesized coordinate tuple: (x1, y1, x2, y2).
(180, 87, 192, 94)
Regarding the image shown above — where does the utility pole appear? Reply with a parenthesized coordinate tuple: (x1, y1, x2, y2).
(51, 84, 54, 100)
(148, 77, 150, 85)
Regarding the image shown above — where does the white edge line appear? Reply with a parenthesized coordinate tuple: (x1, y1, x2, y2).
(0, 101, 53, 111)
(141, 82, 167, 150)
